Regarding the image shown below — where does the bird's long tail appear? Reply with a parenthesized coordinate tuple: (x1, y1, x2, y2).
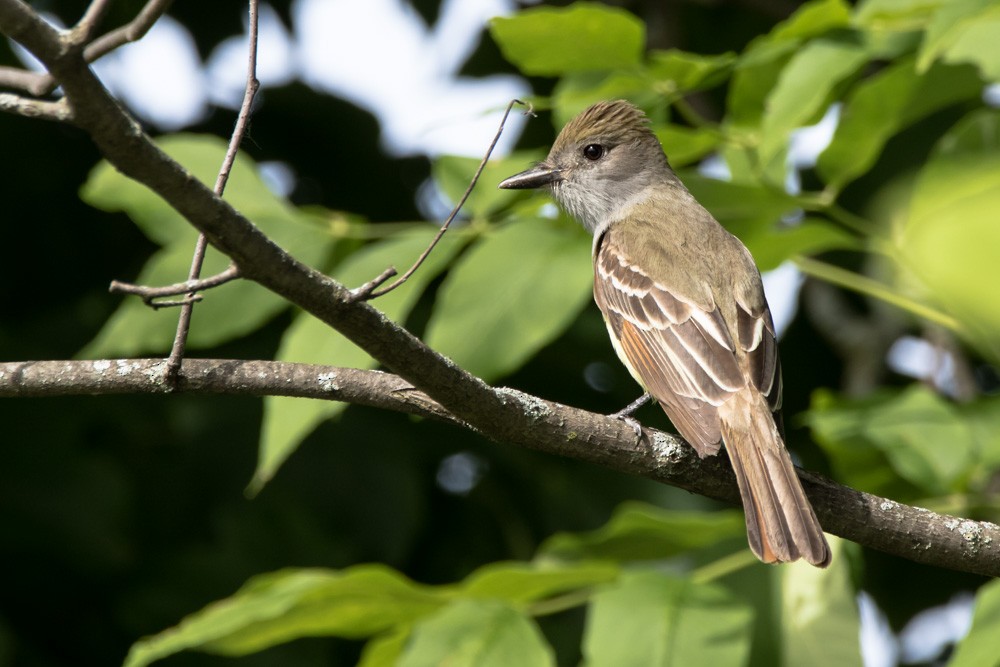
(718, 389, 831, 567)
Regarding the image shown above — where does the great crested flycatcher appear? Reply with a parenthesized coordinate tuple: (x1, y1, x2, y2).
(499, 100, 830, 567)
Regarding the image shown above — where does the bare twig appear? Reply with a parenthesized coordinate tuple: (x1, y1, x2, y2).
(163, 0, 259, 379)
(109, 265, 242, 307)
(0, 93, 71, 121)
(0, 0, 174, 97)
(0, 66, 51, 97)
(348, 99, 535, 302)
(72, 0, 116, 44)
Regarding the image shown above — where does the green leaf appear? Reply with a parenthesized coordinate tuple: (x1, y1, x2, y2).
(79, 134, 337, 357)
(359, 629, 410, 667)
(489, 3, 644, 76)
(959, 396, 1000, 471)
(730, 217, 860, 272)
(817, 59, 984, 189)
(655, 125, 721, 168)
(539, 502, 746, 561)
(855, 0, 950, 30)
(948, 579, 1000, 667)
(767, 0, 852, 43)
(679, 173, 799, 227)
(758, 37, 869, 169)
(399, 599, 555, 667)
(895, 110, 1000, 361)
(424, 218, 592, 382)
(918, 0, 999, 76)
(433, 152, 544, 219)
(123, 566, 446, 667)
(780, 537, 862, 667)
(647, 49, 737, 94)
(727, 0, 852, 129)
(549, 50, 734, 127)
(551, 71, 661, 127)
(253, 227, 467, 491)
(583, 570, 753, 667)
(804, 385, 976, 495)
(461, 561, 619, 604)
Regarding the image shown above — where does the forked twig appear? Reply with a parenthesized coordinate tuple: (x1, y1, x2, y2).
(348, 98, 535, 302)
(0, 0, 174, 97)
(109, 264, 241, 307)
(162, 0, 259, 379)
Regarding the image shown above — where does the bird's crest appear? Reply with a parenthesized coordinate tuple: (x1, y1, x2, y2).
(553, 100, 653, 152)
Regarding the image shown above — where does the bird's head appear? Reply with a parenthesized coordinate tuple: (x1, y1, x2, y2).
(499, 100, 675, 235)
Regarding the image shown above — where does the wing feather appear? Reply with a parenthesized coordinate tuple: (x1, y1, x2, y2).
(594, 230, 747, 456)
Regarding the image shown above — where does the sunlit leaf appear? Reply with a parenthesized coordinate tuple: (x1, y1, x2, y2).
(424, 218, 592, 382)
(948, 578, 1000, 667)
(461, 561, 619, 604)
(551, 71, 662, 127)
(895, 110, 1000, 361)
(855, 0, 952, 30)
(758, 37, 869, 169)
(399, 599, 554, 667)
(490, 3, 644, 76)
(433, 152, 544, 219)
(780, 537, 863, 667)
(358, 629, 410, 667)
(647, 49, 737, 93)
(727, 0, 851, 129)
(583, 570, 753, 666)
(123, 566, 446, 667)
(918, 0, 999, 77)
(817, 59, 984, 189)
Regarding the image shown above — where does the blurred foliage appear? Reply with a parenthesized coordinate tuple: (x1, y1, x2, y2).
(2, 0, 1000, 666)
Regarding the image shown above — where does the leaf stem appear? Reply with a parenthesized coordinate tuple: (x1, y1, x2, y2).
(794, 256, 961, 332)
(691, 550, 758, 583)
(527, 587, 594, 617)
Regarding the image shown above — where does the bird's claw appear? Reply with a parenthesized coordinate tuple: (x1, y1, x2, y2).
(618, 413, 644, 443)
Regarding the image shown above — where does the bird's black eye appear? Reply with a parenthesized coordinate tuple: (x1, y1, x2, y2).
(582, 144, 605, 160)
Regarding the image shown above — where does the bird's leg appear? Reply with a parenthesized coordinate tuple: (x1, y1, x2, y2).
(609, 393, 652, 442)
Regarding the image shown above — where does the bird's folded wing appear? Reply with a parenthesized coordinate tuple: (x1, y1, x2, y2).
(594, 230, 749, 456)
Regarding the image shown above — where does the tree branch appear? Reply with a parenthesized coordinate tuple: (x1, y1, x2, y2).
(109, 264, 242, 307)
(2, 0, 997, 579)
(0, 0, 173, 97)
(1, 358, 998, 578)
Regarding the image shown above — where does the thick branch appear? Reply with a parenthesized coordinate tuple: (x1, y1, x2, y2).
(0, 0, 525, 453)
(0, 0, 173, 97)
(1, 358, 999, 578)
(2, 2, 997, 578)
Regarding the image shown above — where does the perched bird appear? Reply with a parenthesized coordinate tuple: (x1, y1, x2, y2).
(499, 100, 830, 566)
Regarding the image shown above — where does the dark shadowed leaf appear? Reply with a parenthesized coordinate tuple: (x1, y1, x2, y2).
(254, 227, 467, 491)
(79, 134, 337, 357)
(539, 502, 745, 561)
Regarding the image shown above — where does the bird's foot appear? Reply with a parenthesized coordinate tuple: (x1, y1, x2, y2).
(609, 393, 652, 443)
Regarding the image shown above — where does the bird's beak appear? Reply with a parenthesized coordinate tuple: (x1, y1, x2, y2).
(498, 163, 561, 190)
